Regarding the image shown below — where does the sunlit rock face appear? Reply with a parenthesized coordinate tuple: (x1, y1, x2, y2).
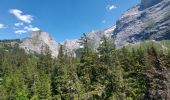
(19, 25, 116, 57)
(62, 25, 116, 54)
(114, 0, 170, 47)
(19, 0, 170, 56)
(62, 39, 80, 57)
(20, 31, 60, 57)
(84, 25, 115, 50)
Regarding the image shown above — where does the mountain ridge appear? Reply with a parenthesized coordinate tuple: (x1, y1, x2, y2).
(114, 0, 170, 47)
(17, 25, 116, 57)
(1, 0, 170, 57)
(20, 31, 60, 57)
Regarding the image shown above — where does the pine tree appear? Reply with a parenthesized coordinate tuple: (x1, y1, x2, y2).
(36, 74, 51, 100)
(35, 45, 52, 99)
(52, 45, 77, 99)
(38, 45, 53, 75)
(77, 33, 99, 99)
(124, 48, 146, 99)
(97, 36, 126, 99)
(97, 36, 115, 65)
(143, 46, 170, 100)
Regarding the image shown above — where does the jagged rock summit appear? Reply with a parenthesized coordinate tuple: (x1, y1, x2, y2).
(19, 0, 170, 56)
(20, 31, 60, 57)
(62, 25, 116, 52)
(19, 25, 115, 57)
(114, 0, 170, 47)
(140, 0, 162, 9)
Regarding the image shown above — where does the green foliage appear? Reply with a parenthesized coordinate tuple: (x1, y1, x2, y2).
(0, 37, 170, 100)
(36, 74, 51, 100)
(126, 40, 170, 53)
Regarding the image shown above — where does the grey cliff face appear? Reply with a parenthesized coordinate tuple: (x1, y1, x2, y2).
(19, 25, 115, 58)
(63, 25, 116, 53)
(114, 0, 170, 47)
(19, 0, 170, 56)
(20, 31, 60, 57)
(140, 0, 162, 9)
(86, 25, 116, 50)
(62, 39, 80, 57)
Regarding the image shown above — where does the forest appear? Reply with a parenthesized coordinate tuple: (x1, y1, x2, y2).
(0, 34, 170, 100)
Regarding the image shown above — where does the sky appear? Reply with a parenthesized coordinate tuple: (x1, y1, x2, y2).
(0, 0, 140, 42)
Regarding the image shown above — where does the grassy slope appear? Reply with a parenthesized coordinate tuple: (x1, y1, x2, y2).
(0, 39, 21, 49)
(126, 40, 170, 52)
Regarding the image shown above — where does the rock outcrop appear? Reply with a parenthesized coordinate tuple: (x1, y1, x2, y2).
(19, 25, 115, 58)
(86, 25, 116, 50)
(20, 31, 60, 57)
(63, 25, 116, 53)
(140, 0, 162, 9)
(114, 0, 170, 47)
(19, 25, 115, 57)
(62, 39, 80, 56)
(19, 0, 170, 56)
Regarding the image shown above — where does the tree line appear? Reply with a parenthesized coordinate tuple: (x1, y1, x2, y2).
(0, 34, 170, 100)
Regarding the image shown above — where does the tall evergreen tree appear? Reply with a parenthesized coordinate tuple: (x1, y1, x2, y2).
(35, 45, 52, 99)
(143, 46, 170, 100)
(77, 33, 99, 99)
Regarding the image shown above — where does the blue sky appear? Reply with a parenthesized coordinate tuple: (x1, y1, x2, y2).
(0, 0, 140, 42)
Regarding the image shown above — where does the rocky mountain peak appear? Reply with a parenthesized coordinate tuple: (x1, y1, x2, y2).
(30, 31, 54, 42)
(63, 25, 116, 53)
(19, 24, 116, 58)
(20, 31, 60, 57)
(140, 0, 162, 9)
(114, 0, 170, 47)
(62, 39, 80, 51)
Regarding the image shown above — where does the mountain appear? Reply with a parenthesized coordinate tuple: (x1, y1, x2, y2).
(20, 31, 60, 57)
(3, 0, 170, 57)
(114, 0, 170, 47)
(62, 39, 80, 57)
(63, 0, 170, 51)
(86, 25, 116, 50)
(19, 25, 115, 57)
(62, 25, 116, 52)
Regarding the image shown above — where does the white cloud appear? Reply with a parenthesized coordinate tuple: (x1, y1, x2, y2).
(15, 30, 27, 34)
(9, 9, 33, 23)
(0, 24, 7, 29)
(14, 22, 24, 27)
(106, 5, 117, 11)
(24, 25, 40, 31)
(14, 25, 40, 34)
(0, 24, 5, 29)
